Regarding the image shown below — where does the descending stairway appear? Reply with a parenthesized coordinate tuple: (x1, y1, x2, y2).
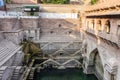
(0, 66, 7, 80)
(0, 40, 21, 66)
(0, 66, 23, 80)
(11, 66, 23, 80)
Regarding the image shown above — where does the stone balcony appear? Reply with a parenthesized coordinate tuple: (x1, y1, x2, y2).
(86, 28, 120, 47)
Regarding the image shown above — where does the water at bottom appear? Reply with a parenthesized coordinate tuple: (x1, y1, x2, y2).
(35, 68, 98, 80)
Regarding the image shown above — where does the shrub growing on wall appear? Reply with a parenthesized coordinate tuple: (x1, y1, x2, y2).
(90, 0, 98, 5)
(41, 0, 69, 4)
(6, 0, 11, 3)
(20, 39, 42, 65)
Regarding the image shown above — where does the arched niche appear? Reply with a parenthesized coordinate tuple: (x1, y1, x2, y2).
(104, 20, 111, 34)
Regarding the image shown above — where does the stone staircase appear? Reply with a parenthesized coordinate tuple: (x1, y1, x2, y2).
(0, 40, 21, 66)
(28, 68, 36, 80)
(0, 66, 15, 80)
(0, 66, 7, 79)
(11, 66, 23, 80)
(0, 66, 23, 80)
(12, 51, 24, 66)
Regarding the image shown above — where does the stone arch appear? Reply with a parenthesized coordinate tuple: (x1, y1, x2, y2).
(89, 48, 104, 80)
(104, 20, 111, 34)
(36, 59, 60, 68)
(63, 59, 81, 68)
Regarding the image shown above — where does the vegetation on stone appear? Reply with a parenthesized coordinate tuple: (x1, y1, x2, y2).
(20, 39, 41, 65)
(6, 0, 11, 3)
(90, 0, 98, 5)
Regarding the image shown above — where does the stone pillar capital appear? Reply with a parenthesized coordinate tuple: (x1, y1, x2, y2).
(105, 58, 118, 74)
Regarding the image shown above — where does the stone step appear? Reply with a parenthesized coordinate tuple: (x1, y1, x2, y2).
(0, 66, 7, 78)
(0, 46, 19, 62)
(12, 67, 23, 80)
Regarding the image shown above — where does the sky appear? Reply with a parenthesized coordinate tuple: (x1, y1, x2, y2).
(0, 0, 4, 7)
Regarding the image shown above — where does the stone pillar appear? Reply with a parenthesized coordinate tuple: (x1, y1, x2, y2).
(36, 29, 40, 40)
(104, 58, 118, 80)
(82, 55, 95, 74)
(94, 19, 97, 31)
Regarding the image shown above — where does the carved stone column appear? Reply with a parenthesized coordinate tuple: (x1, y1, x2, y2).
(104, 58, 118, 80)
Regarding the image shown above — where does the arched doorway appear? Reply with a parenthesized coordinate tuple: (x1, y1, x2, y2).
(89, 48, 104, 80)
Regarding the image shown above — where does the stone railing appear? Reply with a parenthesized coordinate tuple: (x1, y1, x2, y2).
(85, 28, 120, 47)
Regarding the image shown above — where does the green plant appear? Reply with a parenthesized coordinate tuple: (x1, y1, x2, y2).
(20, 39, 41, 65)
(90, 0, 98, 5)
(6, 0, 11, 3)
(41, 0, 69, 4)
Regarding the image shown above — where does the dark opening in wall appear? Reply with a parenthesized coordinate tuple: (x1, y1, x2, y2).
(31, 12, 34, 16)
(59, 24, 62, 27)
(105, 20, 111, 34)
(60, 53, 63, 56)
(50, 31, 54, 34)
(69, 31, 72, 34)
